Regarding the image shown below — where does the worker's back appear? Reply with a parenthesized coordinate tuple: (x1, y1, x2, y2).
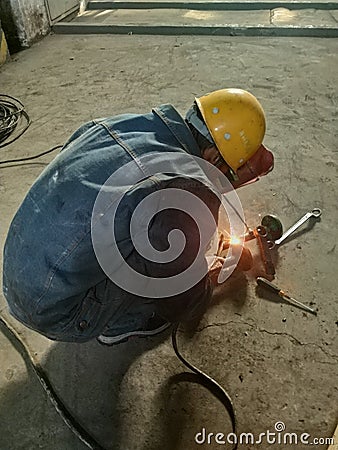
(2, 105, 218, 341)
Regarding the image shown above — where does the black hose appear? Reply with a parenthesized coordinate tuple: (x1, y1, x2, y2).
(172, 323, 238, 449)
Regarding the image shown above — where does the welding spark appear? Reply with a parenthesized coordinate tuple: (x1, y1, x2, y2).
(229, 235, 242, 246)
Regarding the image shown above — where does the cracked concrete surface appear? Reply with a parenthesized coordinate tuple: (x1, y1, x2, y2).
(197, 320, 338, 361)
(0, 34, 337, 449)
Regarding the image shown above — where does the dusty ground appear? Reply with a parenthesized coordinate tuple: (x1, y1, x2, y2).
(0, 33, 337, 450)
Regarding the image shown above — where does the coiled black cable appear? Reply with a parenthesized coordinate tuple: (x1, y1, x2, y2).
(0, 94, 62, 165)
(0, 94, 31, 147)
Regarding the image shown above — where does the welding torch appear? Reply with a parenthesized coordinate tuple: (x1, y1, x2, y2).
(257, 277, 317, 315)
(220, 230, 255, 249)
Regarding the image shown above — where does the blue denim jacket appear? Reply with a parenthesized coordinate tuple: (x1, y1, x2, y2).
(3, 105, 219, 342)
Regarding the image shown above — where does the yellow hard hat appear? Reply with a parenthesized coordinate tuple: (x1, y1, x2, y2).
(196, 88, 266, 172)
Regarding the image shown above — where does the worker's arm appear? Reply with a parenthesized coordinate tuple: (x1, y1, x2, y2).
(126, 174, 221, 323)
(112, 170, 223, 323)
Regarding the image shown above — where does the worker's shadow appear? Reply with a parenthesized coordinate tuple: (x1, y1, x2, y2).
(0, 269, 251, 450)
(212, 270, 249, 309)
(0, 321, 174, 450)
(1, 298, 242, 450)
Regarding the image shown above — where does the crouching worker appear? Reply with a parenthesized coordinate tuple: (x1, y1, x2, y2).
(3, 88, 274, 345)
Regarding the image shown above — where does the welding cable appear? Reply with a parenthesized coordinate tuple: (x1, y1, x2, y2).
(222, 193, 251, 234)
(172, 323, 238, 450)
(0, 315, 238, 450)
(0, 144, 63, 165)
(0, 94, 31, 148)
(0, 94, 62, 165)
(0, 315, 106, 450)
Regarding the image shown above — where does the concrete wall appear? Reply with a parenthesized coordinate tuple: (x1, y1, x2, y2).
(0, 0, 50, 53)
(79, 0, 89, 14)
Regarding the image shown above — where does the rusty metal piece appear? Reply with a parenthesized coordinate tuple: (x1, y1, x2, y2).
(254, 225, 275, 276)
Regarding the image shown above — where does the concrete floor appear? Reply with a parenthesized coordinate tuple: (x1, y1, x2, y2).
(0, 33, 337, 449)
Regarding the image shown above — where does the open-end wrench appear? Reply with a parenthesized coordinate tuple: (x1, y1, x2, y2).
(268, 208, 322, 249)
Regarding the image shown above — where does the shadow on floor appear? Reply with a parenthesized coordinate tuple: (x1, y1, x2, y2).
(0, 270, 254, 450)
(0, 324, 173, 450)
